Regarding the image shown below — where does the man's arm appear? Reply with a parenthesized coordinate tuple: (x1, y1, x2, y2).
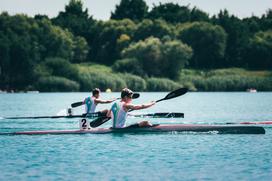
(125, 101, 156, 111)
(95, 98, 116, 104)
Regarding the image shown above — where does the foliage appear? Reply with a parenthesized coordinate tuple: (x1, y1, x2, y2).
(111, 0, 148, 21)
(90, 19, 136, 65)
(146, 77, 181, 91)
(52, 0, 91, 62)
(212, 10, 251, 67)
(76, 63, 112, 74)
(52, 0, 94, 36)
(77, 72, 126, 91)
(134, 19, 174, 41)
(121, 37, 192, 79)
(178, 68, 272, 91)
(1, 1, 272, 92)
(148, 3, 191, 24)
(112, 58, 146, 76)
(36, 76, 80, 92)
(178, 22, 227, 68)
(118, 73, 147, 91)
(246, 31, 272, 69)
(34, 57, 79, 80)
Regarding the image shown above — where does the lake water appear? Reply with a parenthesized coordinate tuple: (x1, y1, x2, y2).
(0, 92, 271, 180)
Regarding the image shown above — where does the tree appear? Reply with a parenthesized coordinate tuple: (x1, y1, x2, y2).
(115, 37, 192, 79)
(52, 0, 93, 36)
(0, 13, 88, 90)
(212, 10, 251, 67)
(34, 57, 79, 79)
(260, 9, 272, 31)
(35, 18, 88, 62)
(133, 19, 174, 41)
(161, 40, 193, 78)
(178, 22, 227, 68)
(72, 36, 89, 63)
(91, 19, 136, 65)
(0, 14, 41, 90)
(52, 0, 93, 62)
(148, 3, 191, 24)
(111, 0, 148, 21)
(190, 7, 210, 22)
(246, 31, 272, 69)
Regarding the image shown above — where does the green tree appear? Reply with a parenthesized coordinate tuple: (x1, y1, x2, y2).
(116, 37, 192, 79)
(133, 19, 174, 41)
(0, 13, 87, 90)
(0, 14, 40, 90)
(161, 40, 193, 79)
(246, 31, 272, 69)
(148, 3, 191, 24)
(212, 10, 250, 67)
(260, 9, 272, 31)
(34, 57, 79, 80)
(0, 30, 10, 89)
(52, 0, 93, 36)
(111, 0, 148, 21)
(178, 22, 227, 68)
(72, 36, 89, 63)
(52, 0, 92, 62)
(91, 19, 136, 65)
(35, 18, 88, 62)
(190, 7, 210, 22)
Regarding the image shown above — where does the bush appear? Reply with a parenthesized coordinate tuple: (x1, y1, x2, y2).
(35, 57, 79, 80)
(112, 58, 146, 76)
(178, 68, 272, 91)
(35, 76, 80, 92)
(146, 77, 181, 91)
(121, 37, 192, 79)
(118, 73, 147, 91)
(77, 72, 126, 91)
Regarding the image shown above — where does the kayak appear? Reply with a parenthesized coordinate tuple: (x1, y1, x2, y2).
(3, 112, 184, 119)
(240, 121, 272, 125)
(2, 124, 265, 135)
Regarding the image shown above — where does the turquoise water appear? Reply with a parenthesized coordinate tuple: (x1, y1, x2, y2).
(0, 92, 271, 180)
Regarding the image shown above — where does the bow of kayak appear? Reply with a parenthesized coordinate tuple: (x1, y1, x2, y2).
(3, 124, 265, 135)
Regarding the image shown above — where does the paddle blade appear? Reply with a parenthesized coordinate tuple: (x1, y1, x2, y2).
(156, 88, 188, 103)
(71, 101, 84, 108)
(132, 93, 140, 99)
(152, 112, 184, 118)
(129, 112, 184, 118)
(89, 117, 111, 128)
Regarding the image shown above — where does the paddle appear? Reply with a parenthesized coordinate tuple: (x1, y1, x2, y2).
(129, 112, 184, 118)
(156, 87, 188, 103)
(71, 101, 84, 108)
(71, 93, 140, 108)
(4, 112, 105, 119)
(89, 88, 188, 128)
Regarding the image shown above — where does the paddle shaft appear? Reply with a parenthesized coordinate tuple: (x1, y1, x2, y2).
(4, 112, 105, 119)
(4, 112, 184, 120)
(71, 93, 140, 108)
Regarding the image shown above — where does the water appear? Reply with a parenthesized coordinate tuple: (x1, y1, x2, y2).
(0, 92, 271, 180)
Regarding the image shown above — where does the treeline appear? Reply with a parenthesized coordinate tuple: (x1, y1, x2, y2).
(0, 0, 272, 91)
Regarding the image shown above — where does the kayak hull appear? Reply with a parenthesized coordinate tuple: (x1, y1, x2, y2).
(8, 124, 265, 135)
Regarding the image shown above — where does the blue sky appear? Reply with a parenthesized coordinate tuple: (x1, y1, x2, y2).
(1, 0, 271, 20)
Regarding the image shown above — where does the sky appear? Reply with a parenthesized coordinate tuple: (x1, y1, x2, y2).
(0, 0, 272, 20)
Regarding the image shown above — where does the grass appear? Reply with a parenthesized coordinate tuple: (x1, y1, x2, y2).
(73, 63, 272, 91)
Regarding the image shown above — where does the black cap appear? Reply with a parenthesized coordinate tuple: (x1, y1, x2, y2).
(121, 88, 134, 98)
(92, 88, 101, 96)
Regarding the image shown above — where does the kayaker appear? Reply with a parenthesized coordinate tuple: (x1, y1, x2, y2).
(107, 88, 156, 128)
(84, 88, 116, 115)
